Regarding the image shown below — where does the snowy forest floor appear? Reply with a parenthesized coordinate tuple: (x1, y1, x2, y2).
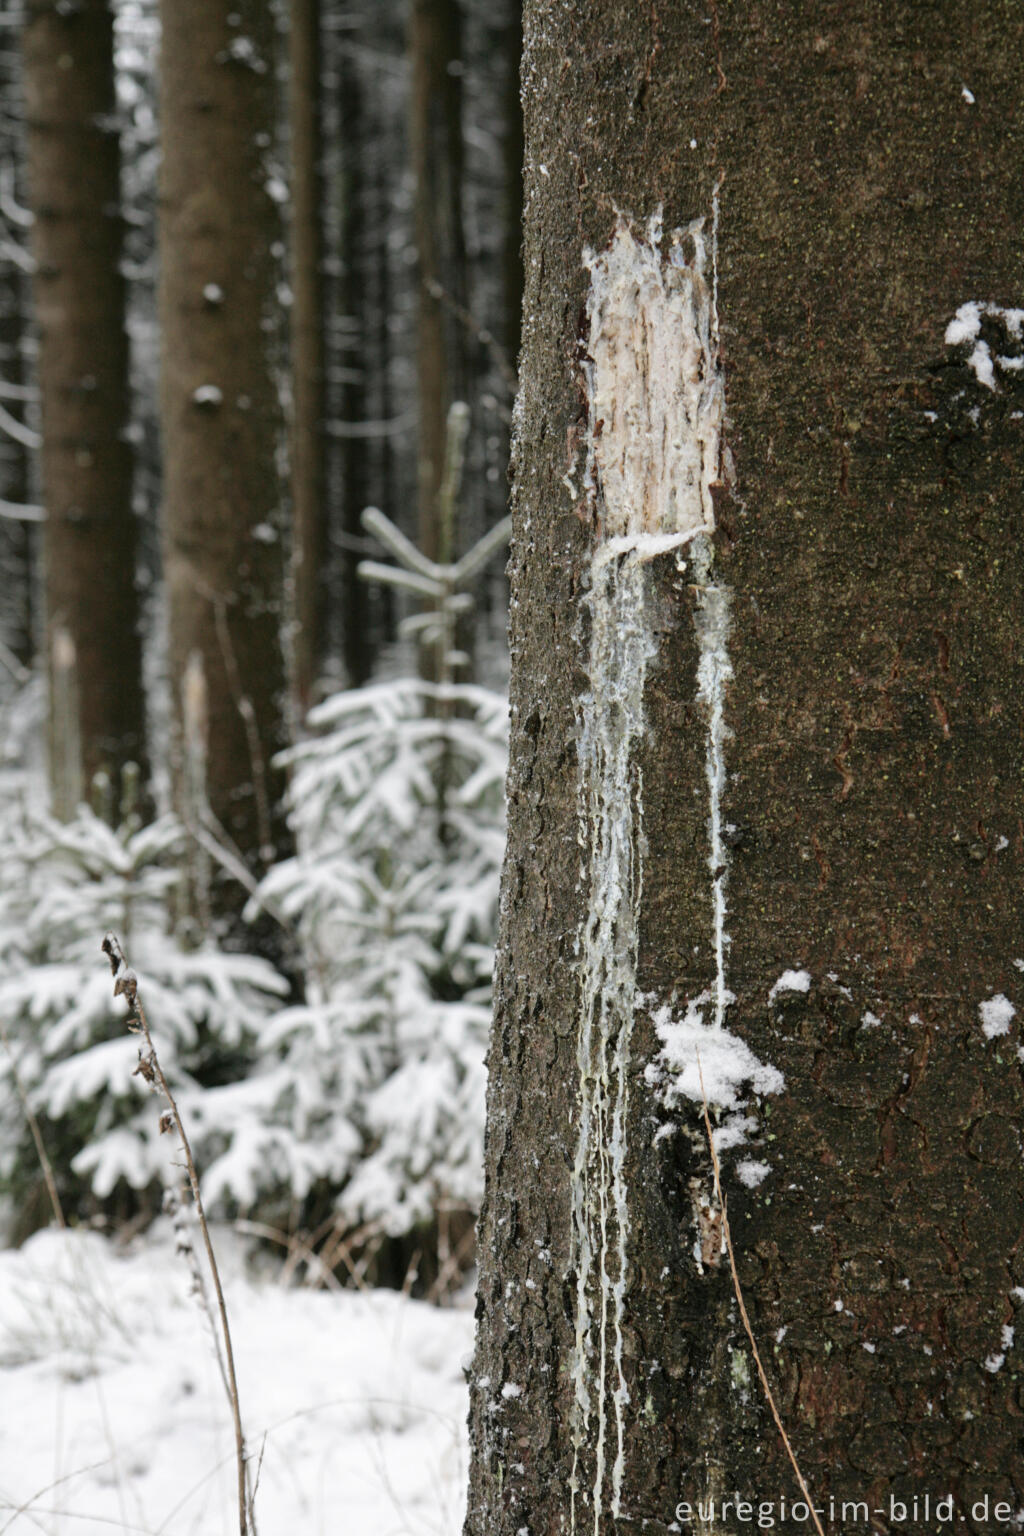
(0, 1224, 473, 1535)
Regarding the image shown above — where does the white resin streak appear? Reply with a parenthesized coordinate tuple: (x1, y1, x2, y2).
(570, 206, 726, 1536)
(693, 541, 733, 1030)
(570, 551, 654, 1536)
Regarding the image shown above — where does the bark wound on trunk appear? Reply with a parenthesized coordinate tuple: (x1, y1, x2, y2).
(570, 210, 744, 1535)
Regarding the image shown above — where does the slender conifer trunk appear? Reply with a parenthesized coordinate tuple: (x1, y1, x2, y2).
(335, 32, 372, 687)
(158, 0, 292, 935)
(290, 0, 328, 712)
(23, 0, 147, 819)
(409, 0, 467, 569)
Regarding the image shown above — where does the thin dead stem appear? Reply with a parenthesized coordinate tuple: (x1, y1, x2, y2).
(186, 571, 275, 867)
(0, 1459, 112, 1536)
(424, 276, 518, 397)
(190, 806, 292, 932)
(102, 932, 252, 1536)
(210, 597, 273, 863)
(0, 1019, 65, 1229)
(231, 1217, 344, 1292)
(695, 1050, 825, 1536)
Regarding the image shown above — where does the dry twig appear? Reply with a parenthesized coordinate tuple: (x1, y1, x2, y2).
(101, 931, 253, 1536)
(696, 1050, 824, 1536)
(0, 1019, 65, 1230)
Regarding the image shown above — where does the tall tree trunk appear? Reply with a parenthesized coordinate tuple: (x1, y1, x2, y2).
(23, 0, 147, 819)
(335, 30, 372, 687)
(289, 0, 329, 713)
(465, 6, 1024, 1534)
(158, 0, 292, 936)
(408, 0, 467, 569)
(0, 264, 35, 674)
(0, 16, 35, 675)
(499, 0, 523, 371)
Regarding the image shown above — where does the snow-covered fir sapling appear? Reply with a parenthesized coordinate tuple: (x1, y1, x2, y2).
(0, 464, 508, 1275)
(252, 672, 506, 1259)
(359, 401, 512, 838)
(101, 931, 253, 1536)
(248, 492, 511, 1269)
(0, 778, 288, 1236)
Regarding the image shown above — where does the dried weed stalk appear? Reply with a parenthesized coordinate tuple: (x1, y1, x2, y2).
(102, 931, 253, 1536)
(0, 1018, 66, 1230)
(696, 1050, 824, 1536)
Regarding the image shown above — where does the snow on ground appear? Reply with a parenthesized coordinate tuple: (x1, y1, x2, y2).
(0, 1224, 473, 1536)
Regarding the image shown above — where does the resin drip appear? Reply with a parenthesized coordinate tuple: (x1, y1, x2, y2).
(693, 540, 733, 1029)
(570, 207, 724, 1536)
(570, 547, 653, 1536)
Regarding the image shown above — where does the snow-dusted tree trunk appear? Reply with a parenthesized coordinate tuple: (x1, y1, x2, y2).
(465, 6, 1024, 1533)
(158, 0, 292, 933)
(23, 0, 147, 818)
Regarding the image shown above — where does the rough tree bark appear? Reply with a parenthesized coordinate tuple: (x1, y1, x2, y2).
(466, 6, 1024, 1535)
(23, 0, 147, 819)
(289, 0, 329, 712)
(158, 0, 292, 935)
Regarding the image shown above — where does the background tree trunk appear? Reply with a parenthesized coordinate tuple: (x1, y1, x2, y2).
(0, 15, 36, 678)
(409, 0, 467, 570)
(158, 0, 292, 936)
(290, 0, 329, 713)
(499, 0, 523, 371)
(334, 28, 373, 688)
(23, 0, 147, 819)
(0, 277, 35, 675)
(465, 5, 1024, 1534)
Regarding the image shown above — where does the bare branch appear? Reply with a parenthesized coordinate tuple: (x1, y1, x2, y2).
(0, 498, 44, 522)
(452, 514, 512, 587)
(0, 1019, 66, 1230)
(0, 401, 40, 450)
(361, 505, 443, 582)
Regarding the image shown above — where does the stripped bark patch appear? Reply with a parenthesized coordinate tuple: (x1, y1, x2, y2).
(582, 210, 723, 542)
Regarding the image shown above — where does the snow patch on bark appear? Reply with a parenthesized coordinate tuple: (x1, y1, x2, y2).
(768, 968, 812, 1002)
(945, 301, 1024, 391)
(736, 1158, 772, 1189)
(646, 992, 784, 1114)
(979, 992, 1016, 1039)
